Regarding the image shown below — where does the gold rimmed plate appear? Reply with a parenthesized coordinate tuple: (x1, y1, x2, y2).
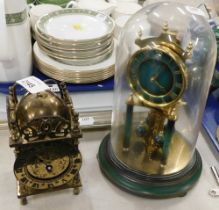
(37, 40, 114, 59)
(35, 26, 113, 50)
(35, 58, 114, 83)
(33, 42, 115, 80)
(36, 8, 115, 44)
(38, 44, 113, 66)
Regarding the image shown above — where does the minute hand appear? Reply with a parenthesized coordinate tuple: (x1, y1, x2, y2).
(153, 80, 167, 92)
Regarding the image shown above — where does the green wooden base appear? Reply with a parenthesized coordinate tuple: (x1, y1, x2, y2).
(98, 133, 202, 198)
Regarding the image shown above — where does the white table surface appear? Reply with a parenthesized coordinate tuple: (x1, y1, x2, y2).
(0, 128, 219, 210)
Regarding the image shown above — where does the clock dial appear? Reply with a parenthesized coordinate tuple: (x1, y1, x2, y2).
(128, 47, 186, 107)
(26, 156, 70, 179)
(14, 142, 82, 190)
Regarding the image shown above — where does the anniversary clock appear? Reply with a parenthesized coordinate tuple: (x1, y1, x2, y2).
(98, 2, 217, 197)
(7, 80, 82, 204)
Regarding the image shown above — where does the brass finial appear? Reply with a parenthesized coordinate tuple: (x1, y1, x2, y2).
(186, 41, 193, 52)
(183, 41, 193, 59)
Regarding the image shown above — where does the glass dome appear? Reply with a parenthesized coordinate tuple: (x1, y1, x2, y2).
(98, 2, 216, 197)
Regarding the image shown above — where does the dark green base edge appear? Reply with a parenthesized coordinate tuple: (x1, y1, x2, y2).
(98, 133, 202, 198)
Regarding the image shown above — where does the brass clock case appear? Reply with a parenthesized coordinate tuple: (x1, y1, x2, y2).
(7, 80, 82, 204)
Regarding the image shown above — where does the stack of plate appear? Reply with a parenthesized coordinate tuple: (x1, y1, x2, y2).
(34, 43, 115, 83)
(33, 8, 116, 83)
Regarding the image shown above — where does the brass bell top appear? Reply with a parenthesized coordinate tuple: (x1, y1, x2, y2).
(12, 90, 72, 142)
(16, 91, 70, 127)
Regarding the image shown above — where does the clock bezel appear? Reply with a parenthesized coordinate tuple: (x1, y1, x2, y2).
(127, 45, 187, 108)
(14, 147, 82, 190)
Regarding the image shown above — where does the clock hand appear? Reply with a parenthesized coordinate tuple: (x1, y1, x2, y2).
(150, 65, 165, 83)
(150, 66, 161, 82)
(153, 80, 167, 92)
(150, 72, 160, 82)
(37, 155, 52, 165)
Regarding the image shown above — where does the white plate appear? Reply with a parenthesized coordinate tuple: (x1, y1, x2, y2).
(33, 42, 115, 73)
(37, 9, 115, 42)
(37, 39, 113, 58)
(35, 28, 113, 51)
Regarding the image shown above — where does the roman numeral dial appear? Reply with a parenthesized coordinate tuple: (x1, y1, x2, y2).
(14, 142, 82, 190)
(128, 47, 187, 108)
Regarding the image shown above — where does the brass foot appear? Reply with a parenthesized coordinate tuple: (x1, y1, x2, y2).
(20, 197, 27, 205)
(73, 188, 80, 195)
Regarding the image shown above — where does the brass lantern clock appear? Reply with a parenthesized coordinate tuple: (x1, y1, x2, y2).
(98, 2, 217, 197)
(7, 81, 82, 204)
